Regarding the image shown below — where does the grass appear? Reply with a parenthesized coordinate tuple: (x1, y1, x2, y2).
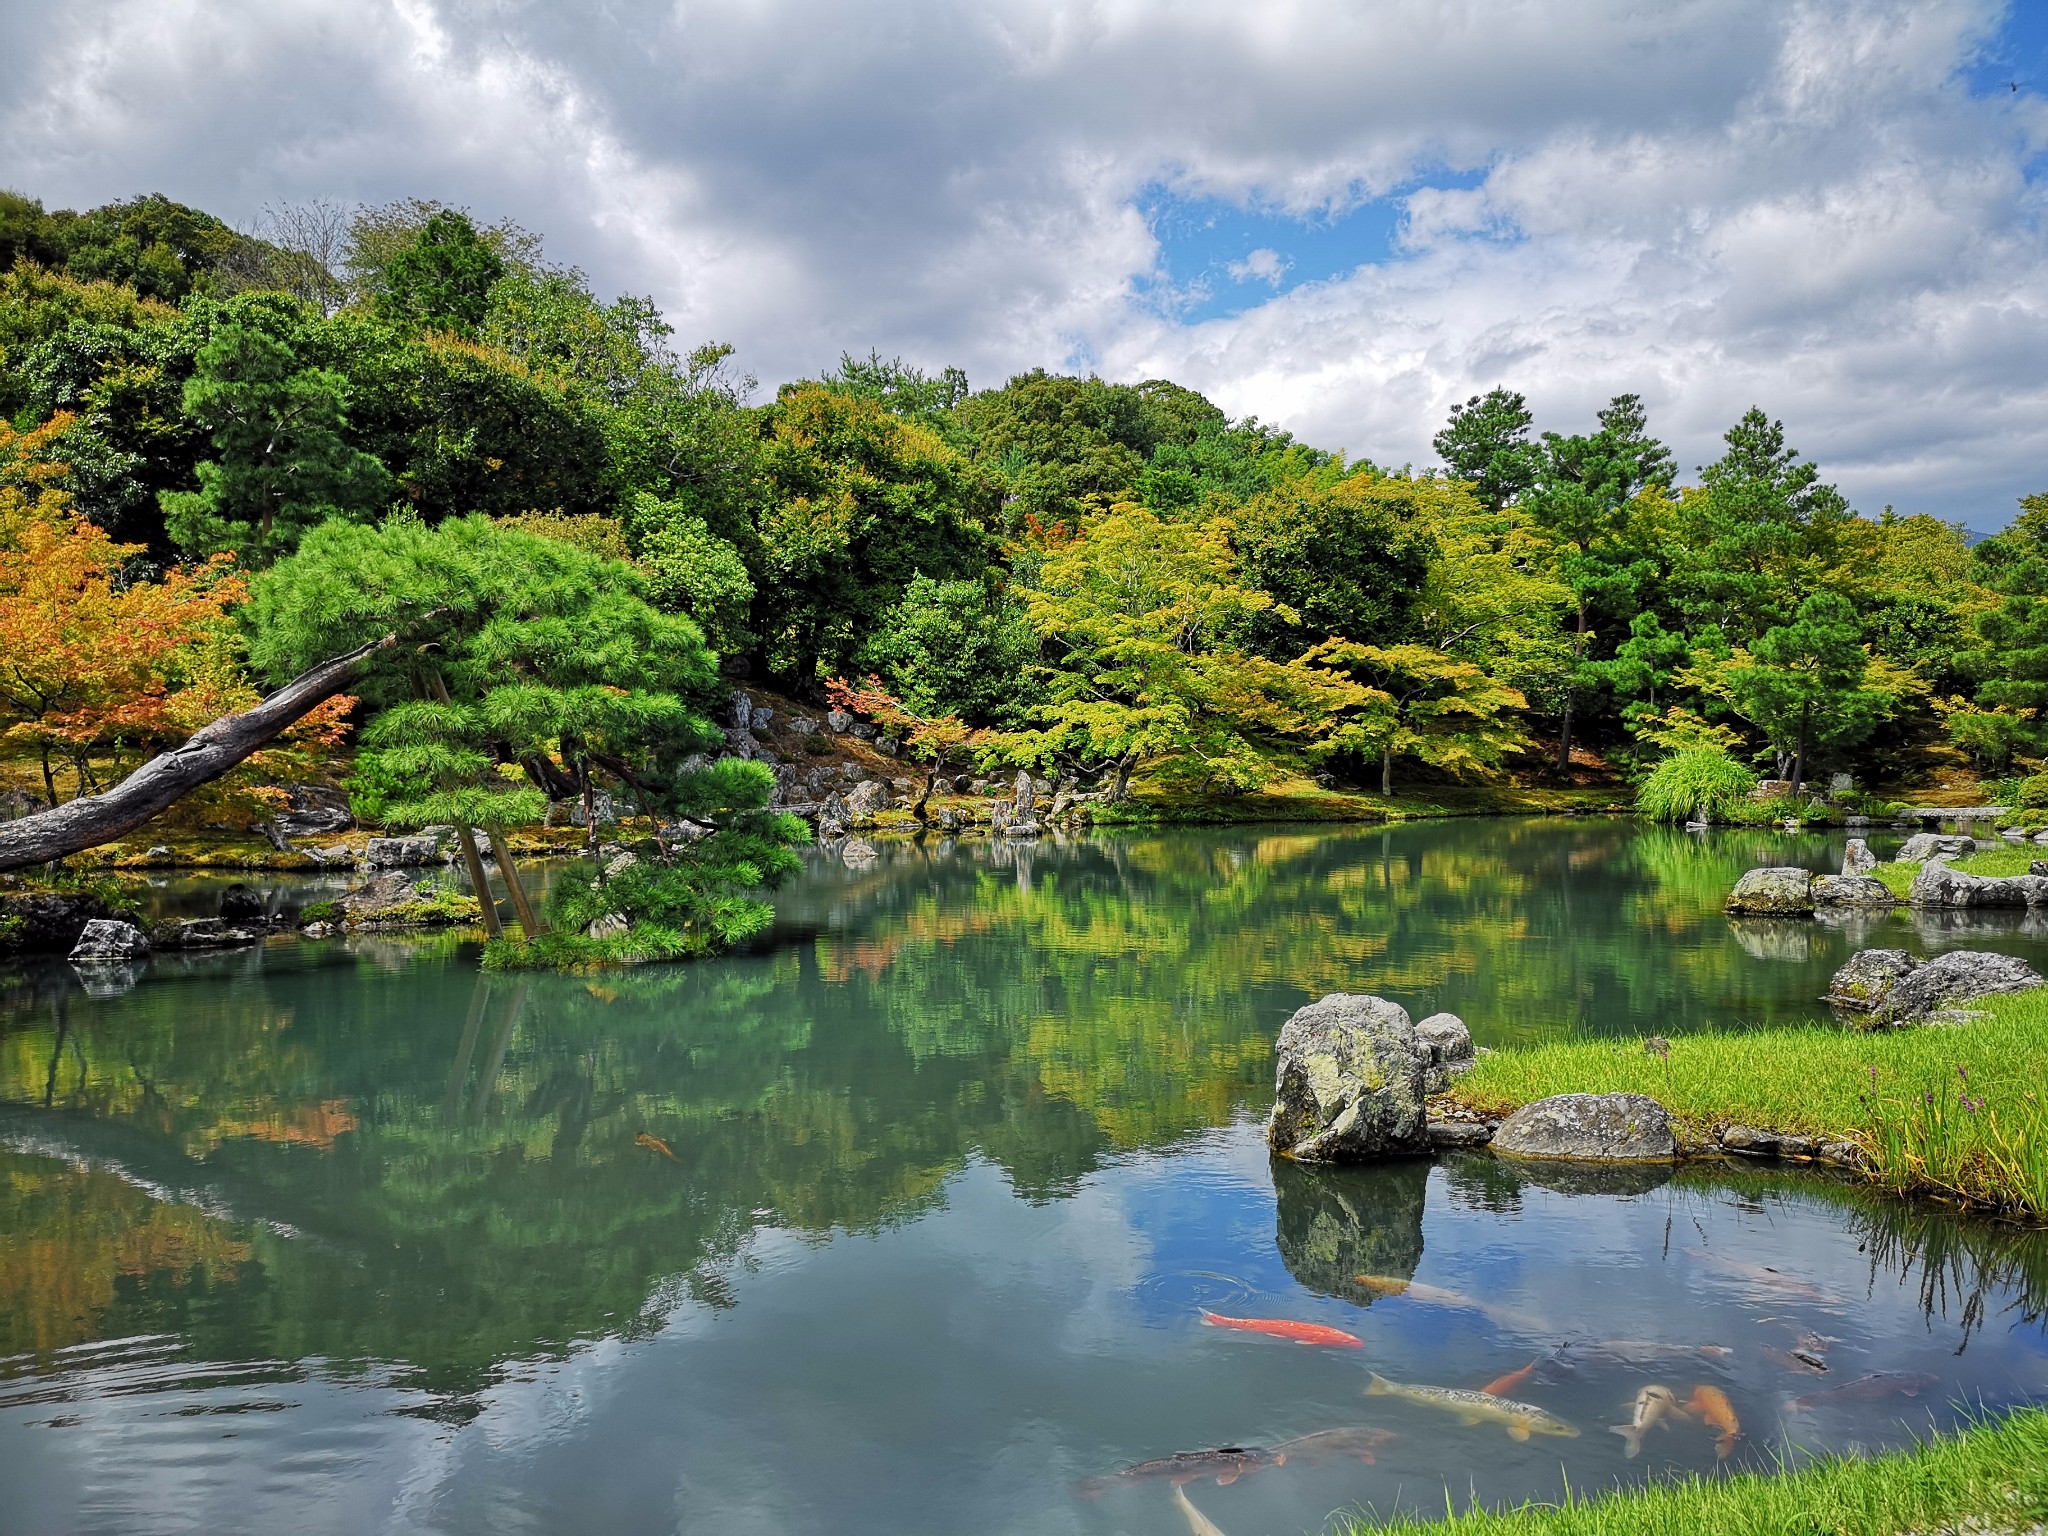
(1341, 1408, 2048, 1535)
(1871, 846, 2044, 899)
(1449, 990, 2048, 1219)
(1094, 777, 1629, 826)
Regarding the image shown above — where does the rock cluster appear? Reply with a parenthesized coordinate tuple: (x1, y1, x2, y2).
(1725, 866, 1898, 915)
(1907, 862, 2048, 909)
(1825, 946, 2045, 1024)
(1897, 832, 1979, 862)
(1266, 995, 1473, 1161)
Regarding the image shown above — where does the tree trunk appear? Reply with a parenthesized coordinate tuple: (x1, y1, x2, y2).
(0, 629, 408, 872)
(1557, 695, 1573, 773)
(1790, 706, 1809, 800)
(484, 827, 542, 939)
(1381, 748, 1392, 797)
(1108, 753, 1136, 803)
(455, 825, 506, 942)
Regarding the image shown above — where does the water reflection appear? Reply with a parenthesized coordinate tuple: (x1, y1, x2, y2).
(0, 821, 2043, 1533)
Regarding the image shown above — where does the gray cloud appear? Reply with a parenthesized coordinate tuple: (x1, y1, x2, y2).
(2, 0, 2043, 522)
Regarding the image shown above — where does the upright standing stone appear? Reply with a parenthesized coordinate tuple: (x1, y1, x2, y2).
(1842, 838, 1876, 876)
(1266, 994, 1431, 1161)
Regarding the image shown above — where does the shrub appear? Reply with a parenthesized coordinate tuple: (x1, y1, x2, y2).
(1635, 746, 1760, 824)
(2017, 774, 2048, 809)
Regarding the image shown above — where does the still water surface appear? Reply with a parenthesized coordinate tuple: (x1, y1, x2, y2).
(2, 819, 2045, 1535)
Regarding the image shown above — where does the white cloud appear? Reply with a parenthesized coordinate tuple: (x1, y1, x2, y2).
(1, 0, 2044, 521)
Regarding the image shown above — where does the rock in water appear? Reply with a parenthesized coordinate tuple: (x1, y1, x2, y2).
(1874, 950, 2044, 1025)
(1908, 863, 2048, 909)
(1898, 832, 1975, 862)
(218, 883, 266, 921)
(69, 918, 150, 961)
(1725, 867, 1816, 916)
(1266, 995, 1431, 1161)
(1810, 875, 1896, 908)
(1414, 1012, 1475, 1093)
(1841, 839, 1877, 876)
(1825, 948, 1919, 1013)
(1491, 1093, 1676, 1162)
(1013, 769, 1036, 816)
(845, 779, 893, 823)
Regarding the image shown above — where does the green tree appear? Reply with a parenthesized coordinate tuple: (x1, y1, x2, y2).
(369, 210, 506, 336)
(858, 574, 1039, 726)
(1969, 492, 2048, 755)
(1525, 393, 1672, 765)
(1303, 641, 1529, 795)
(1704, 592, 1903, 795)
(1431, 387, 1536, 511)
(1229, 470, 1434, 657)
(159, 297, 391, 560)
(1670, 408, 1855, 640)
(634, 492, 756, 656)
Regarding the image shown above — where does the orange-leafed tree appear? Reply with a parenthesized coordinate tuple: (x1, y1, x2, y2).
(0, 416, 278, 809)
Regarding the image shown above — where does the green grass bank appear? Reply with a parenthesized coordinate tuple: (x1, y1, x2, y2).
(1340, 1409, 2048, 1536)
(1871, 845, 2043, 899)
(1448, 989, 2048, 1220)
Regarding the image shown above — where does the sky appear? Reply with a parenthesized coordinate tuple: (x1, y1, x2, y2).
(4, 0, 2046, 528)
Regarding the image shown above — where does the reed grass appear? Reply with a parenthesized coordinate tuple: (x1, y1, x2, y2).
(1341, 1408, 2048, 1534)
(1451, 991, 2048, 1219)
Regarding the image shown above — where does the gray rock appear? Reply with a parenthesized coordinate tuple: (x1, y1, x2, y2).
(1811, 874, 1897, 908)
(1414, 1012, 1475, 1094)
(2035, 831, 2048, 845)
(145, 845, 173, 861)
(826, 710, 854, 733)
(1898, 832, 1975, 862)
(365, 835, 444, 869)
(1844, 815, 1871, 827)
(1875, 949, 2045, 1025)
(790, 716, 818, 736)
(950, 774, 974, 794)
(845, 779, 893, 822)
(1825, 948, 1919, 1012)
(1841, 838, 1877, 876)
(218, 883, 266, 921)
(586, 912, 630, 939)
(875, 736, 899, 756)
(990, 800, 1012, 834)
(1004, 818, 1042, 839)
(2035, 860, 2048, 877)
(69, 918, 150, 961)
(340, 872, 476, 928)
(153, 918, 265, 949)
(1012, 769, 1036, 815)
(730, 689, 755, 731)
(568, 791, 620, 828)
(1907, 863, 2048, 909)
(1427, 1119, 1495, 1148)
(848, 722, 879, 740)
(1725, 866, 1815, 916)
(602, 850, 639, 880)
(273, 783, 353, 836)
(1265, 994, 1431, 1161)
(1491, 1093, 1677, 1162)
(935, 806, 960, 831)
(1719, 1124, 1820, 1160)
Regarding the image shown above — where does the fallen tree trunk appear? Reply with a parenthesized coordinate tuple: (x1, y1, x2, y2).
(0, 630, 404, 872)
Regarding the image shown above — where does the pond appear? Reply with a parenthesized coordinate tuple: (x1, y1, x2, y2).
(2, 818, 2045, 1535)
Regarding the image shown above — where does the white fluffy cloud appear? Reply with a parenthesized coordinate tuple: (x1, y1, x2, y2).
(2, 0, 2044, 522)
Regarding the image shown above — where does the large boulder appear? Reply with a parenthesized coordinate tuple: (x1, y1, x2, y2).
(1908, 863, 2048, 909)
(1266, 994, 1431, 1161)
(1875, 950, 2045, 1025)
(1842, 839, 1877, 876)
(340, 872, 480, 928)
(845, 779, 893, 823)
(1811, 874, 1897, 908)
(1825, 947, 1919, 1012)
(365, 835, 445, 870)
(68, 918, 150, 961)
(1490, 1093, 1677, 1162)
(1014, 769, 1037, 816)
(1899, 832, 1975, 862)
(1414, 1012, 1476, 1094)
(1725, 867, 1815, 916)
(0, 892, 115, 954)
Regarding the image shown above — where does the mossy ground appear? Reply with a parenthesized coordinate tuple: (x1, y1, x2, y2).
(1871, 846, 2043, 899)
(1447, 990, 2048, 1219)
(1341, 1408, 2048, 1536)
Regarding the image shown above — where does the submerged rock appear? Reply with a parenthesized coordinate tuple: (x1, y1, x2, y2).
(1490, 1093, 1677, 1162)
(1810, 874, 1897, 908)
(1725, 867, 1815, 916)
(1266, 994, 1431, 1161)
(1825, 947, 1919, 1012)
(1841, 839, 1877, 876)
(1875, 950, 2044, 1025)
(152, 918, 266, 950)
(1907, 863, 2048, 909)
(68, 918, 151, 961)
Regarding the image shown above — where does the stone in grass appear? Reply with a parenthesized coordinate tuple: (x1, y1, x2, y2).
(1266, 994, 1431, 1161)
(68, 918, 150, 961)
(1874, 950, 2044, 1026)
(1897, 832, 1976, 862)
(1725, 867, 1815, 916)
(1825, 948, 1919, 1012)
(1810, 874, 1897, 908)
(1490, 1093, 1677, 1162)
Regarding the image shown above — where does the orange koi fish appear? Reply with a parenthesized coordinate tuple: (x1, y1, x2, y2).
(1480, 1358, 1541, 1397)
(635, 1132, 679, 1160)
(1199, 1310, 1364, 1349)
(1683, 1384, 1741, 1459)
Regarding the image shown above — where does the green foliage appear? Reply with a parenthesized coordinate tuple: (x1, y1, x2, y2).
(342, 745, 431, 825)
(0, 191, 275, 302)
(2016, 773, 2048, 809)
(1634, 746, 1759, 824)
(859, 574, 1039, 725)
(296, 900, 341, 925)
(1431, 387, 1536, 511)
(160, 296, 391, 560)
(1230, 470, 1433, 656)
(633, 491, 755, 654)
(368, 210, 505, 336)
(1969, 492, 2048, 755)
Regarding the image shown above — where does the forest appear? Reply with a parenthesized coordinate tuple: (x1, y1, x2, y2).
(2, 187, 2045, 959)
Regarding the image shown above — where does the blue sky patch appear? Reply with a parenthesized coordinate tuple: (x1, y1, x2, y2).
(1962, 0, 2048, 98)
(1132, 168, 1492, 324)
